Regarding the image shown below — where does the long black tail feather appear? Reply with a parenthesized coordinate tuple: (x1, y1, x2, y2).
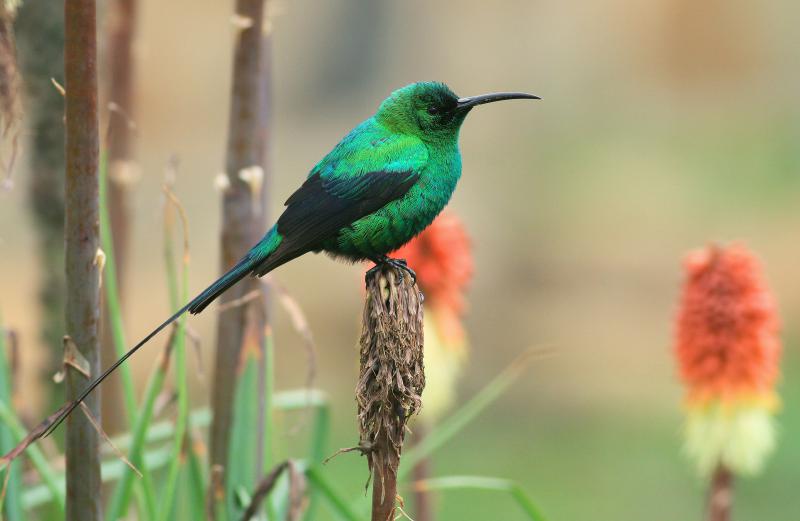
(42, 302, 193, 438)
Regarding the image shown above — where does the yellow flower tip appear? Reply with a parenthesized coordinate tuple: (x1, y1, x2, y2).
(417, 311, 467, 423)
(674, 244, 782, 477)
(684, 401, 776, 477)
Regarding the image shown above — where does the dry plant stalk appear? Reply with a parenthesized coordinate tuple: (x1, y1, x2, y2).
(0, 0, 21, 182)
(99, 0, 138, 434)
(64, 0, 101, 518)
(240, 460, 305, 521)
(707, 464, 733, 521)
(358, 266, 425, 521)
(210, 0, 269, 500)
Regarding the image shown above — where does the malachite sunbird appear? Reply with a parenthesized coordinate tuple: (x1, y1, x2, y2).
(45, 81, 538, 433)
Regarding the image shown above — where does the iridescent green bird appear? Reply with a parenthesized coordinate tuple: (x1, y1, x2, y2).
(46, 81, 538, 433)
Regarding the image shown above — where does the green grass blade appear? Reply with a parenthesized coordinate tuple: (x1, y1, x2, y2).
(273, 389, 328, 410)
(185, 434, 207, 520)
(303, 401, 330, 521)
(227, 348, 259, 518)
(414, 476, 548, 521)
(18, 388, 329, 514)
(261, 328, 274, 477)
(352, 352, 534, 516)
(0, 400, 65, 513)
(0, 320, 24, 521)
(105, 390, 325, 454)
(98, 151, 137, 423)
(106, 351, 169, 520)
(0, 461, 23, 521)
(305, 466, 360, 521)
(261, 329, 276, 518)
(23, 443, 176, 511)
(400, 352, 533, 478)
(157, 187, 191, 521)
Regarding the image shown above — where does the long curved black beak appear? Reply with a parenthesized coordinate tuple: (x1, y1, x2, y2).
(456, 92, 540, 110)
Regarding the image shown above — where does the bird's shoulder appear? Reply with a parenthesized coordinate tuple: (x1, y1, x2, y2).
(310, 119, 428, 182)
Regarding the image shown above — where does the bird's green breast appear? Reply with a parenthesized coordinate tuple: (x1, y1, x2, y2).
(328, 144, 462, 258)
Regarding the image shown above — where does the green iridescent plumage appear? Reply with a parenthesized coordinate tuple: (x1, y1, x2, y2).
(45, 82, 537, 432)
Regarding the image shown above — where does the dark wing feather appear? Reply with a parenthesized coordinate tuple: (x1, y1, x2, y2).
(258, 170, 418, 272)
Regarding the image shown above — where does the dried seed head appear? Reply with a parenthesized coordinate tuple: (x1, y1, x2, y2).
(357, 266, 424, 514)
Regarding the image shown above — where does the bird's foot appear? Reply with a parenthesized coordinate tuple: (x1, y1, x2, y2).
(386, 257, 417, 282)
(366, 256, 417, 284)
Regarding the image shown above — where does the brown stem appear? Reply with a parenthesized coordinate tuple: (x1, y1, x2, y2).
(64, 0, 101, 519)
(105, 0, 136, 270)
(707, 464, 734, 521)
(210, 0, 269, 515)
(371, 438, 399, 521)
(359, 267, 425, 521)
(99, 0, 137, 434)
(411, 424, 434, 521)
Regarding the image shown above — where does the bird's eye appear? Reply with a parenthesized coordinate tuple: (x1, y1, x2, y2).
(427, 106, 439, 116)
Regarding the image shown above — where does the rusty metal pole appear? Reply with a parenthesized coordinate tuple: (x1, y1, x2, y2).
(63, 0, 101, 519)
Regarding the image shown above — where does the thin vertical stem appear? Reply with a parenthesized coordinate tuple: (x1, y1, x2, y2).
(100, 0, 138, 435)
(707, 464, 733, 521)
(63, 0, 101, 520)
(411, 425, 434, 521)
(371, 442, 399, 521)
(98, 154, 137, 422)
(157, 188, 191, 521)
(259, 326, 275, 519)
(0, 314, 24, 521)
(211, 0, 269, 514)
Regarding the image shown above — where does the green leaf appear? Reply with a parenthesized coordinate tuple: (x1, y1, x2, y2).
(156, 186, 191, 521)
(105, 350, 169, 520)
(0, 400, 65, 513)
(353, 351, 534, 515)
(303, 402, 330, 521)
(305, 466, 360, 521)
(98, 151, 137, 424)
(415, 475, 548, 521)
(228, 348, 261, 519)
(22, 444, 174, 510)
(0, 319, 24, 521)
(400, 352, 533, 478)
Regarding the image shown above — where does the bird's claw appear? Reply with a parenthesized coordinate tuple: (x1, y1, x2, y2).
(365, 257, 417, 285)
(386, 258, 416, 282)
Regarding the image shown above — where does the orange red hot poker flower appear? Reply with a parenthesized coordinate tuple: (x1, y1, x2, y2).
(674, 243, 781, 476)
(675, 244, 781, 406)
(391, 211, 473, 346)
(388, 212, 473, 422)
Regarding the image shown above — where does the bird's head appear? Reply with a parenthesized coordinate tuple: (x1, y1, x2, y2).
(375, 82, 539, 142)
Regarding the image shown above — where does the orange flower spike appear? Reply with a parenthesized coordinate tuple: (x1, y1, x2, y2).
(391, 212, 473, 313)
(676, 244, 781, 406)
(390, 212, 474, 422)
(674, 243, 781, 476)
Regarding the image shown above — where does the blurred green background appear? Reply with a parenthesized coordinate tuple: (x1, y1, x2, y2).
(1, 0, 799, 519)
